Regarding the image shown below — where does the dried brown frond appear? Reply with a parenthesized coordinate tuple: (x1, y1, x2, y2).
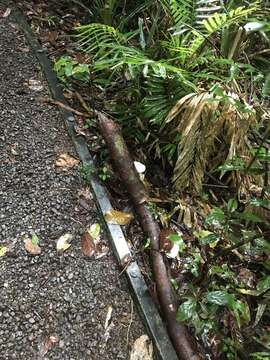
(166, 91, 256, 193)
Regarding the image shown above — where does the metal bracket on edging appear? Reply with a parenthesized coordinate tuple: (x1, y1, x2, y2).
(13, 6, 178, 360)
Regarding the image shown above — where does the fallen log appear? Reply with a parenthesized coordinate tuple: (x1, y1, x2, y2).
(97, 113, 202, 360)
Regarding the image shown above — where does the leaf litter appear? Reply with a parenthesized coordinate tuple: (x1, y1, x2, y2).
(80, 223, 109, 259)
(55, 153, 79, 170)
(24, 233, 41, 255)
(38, 334, 59, 357)
(130, 335, 153, 360)
(105, 209, 134, 225)
(56, 233, 73, 252)
(80, 232, 95, 257)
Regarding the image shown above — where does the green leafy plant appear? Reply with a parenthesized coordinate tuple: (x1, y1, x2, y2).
(75, 0, 269, 193)
(54, 56, 90, 82)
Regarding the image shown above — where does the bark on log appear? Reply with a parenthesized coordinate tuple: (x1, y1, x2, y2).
(97, 113, 202, 360)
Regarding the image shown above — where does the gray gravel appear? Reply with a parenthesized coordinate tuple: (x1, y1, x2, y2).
(0, 2, 145, 359)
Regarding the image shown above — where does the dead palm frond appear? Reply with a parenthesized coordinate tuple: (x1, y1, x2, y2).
(166, 91, 256, 193)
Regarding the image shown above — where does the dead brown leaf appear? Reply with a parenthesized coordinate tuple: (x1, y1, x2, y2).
(55, 153, 79, 170)
(24, 238, 41, 255)
(81, 232, 95, 257)
(39, 335, 59, 357)
(74, 52, 89, 64)
(47, 31, 59, 44)
(78, 187, 92, 200)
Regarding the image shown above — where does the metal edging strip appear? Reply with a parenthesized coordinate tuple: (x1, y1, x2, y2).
(12, 6, 178, 360)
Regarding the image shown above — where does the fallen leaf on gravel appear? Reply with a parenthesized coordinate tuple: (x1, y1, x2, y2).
(95, 245, 109, 259)
(88, 223, 100, 240)
(78, 187, 92, 200)
(130, 335, 153, 360)
(81, 232, 95, 257)
(11, 147, 19, 156)
(39, 334, 59, 357)
(2, 8, 11, 18)
(105, 209, 134, 225)
(24, 235, 41, 256)
(0, 246, 8, 257)
(56, 233, 73, 252)
(55, 153, 79, 170)
(104, 305, 113, 330)
(27, 79, 44, 91)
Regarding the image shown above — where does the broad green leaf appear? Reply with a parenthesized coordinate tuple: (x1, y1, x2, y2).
(249, 198, 270, 207)
(194, 230, 218, 247)
(232, 299, 250, 327)
(168, 234, 186, 253)
(176, 298, 197, 322)
(205, 208, 225, 225)
(205, 290, 234, 306)
(88, 223, 101, 240)
(257, 276, 270, 293)
(210, 265, 235, 280)
(235, 211, 263, 223)
(253, 238, 270, 254)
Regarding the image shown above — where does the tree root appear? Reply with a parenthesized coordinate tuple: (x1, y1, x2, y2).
(97, 113, 202, 360)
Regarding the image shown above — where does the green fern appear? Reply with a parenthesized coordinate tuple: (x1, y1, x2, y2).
(203, 4, 259, 35)
(159, 0, 223, 34)
(76, 23, 126, 55)
(142, 75, 185, 126)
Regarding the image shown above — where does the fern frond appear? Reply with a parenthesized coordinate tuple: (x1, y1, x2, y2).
(142, 75, 185, 126)
(169, 0, 223, 35)
(203, 4, 259, 35)
(76, 23, 126, 54)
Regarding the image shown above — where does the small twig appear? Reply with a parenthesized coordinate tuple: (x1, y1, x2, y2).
(205, 171, 229, 186)
(75, 91, 93, 115)
(40, 96, 91, 117)
(202, 183, 230, 189)
(126, 297, 134, 348)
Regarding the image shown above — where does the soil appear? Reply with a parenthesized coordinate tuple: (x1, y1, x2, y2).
(0, 1, 146, 359)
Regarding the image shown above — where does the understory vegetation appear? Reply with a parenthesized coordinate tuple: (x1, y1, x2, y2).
(30, 0, 270, 358)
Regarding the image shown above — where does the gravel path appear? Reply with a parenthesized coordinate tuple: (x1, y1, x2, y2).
(0, 2, 145, 359)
